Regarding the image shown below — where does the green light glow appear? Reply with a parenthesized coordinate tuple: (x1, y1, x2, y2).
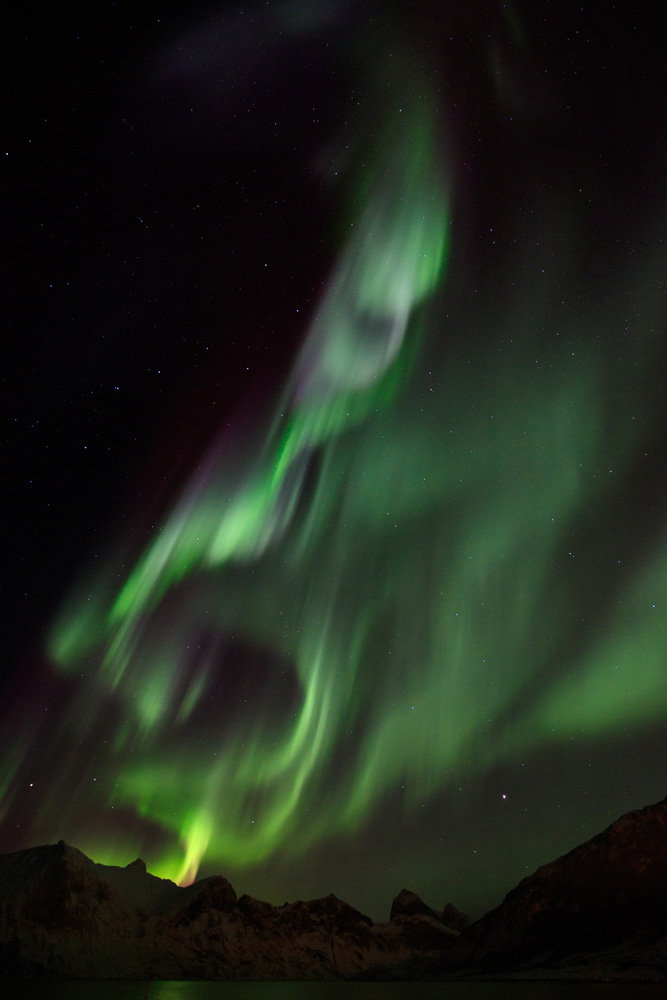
(17, 53, 667, 896)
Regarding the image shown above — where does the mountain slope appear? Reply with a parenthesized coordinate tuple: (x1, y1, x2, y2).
(3, 794, 667, 980)
(450, 794, 667, 979)
(0, 841, 454, 978)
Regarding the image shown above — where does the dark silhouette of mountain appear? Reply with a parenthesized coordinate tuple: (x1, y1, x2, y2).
(448, 794, 667, 980)
(0, 841, 454, 978)
(2, 794, 667, 980)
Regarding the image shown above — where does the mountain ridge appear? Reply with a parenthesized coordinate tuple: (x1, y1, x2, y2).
(445, 793, 667, 980)
(2, 794, 667, 980)
(0, 838, 456, 978)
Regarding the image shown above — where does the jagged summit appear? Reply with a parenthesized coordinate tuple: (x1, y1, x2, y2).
(441, 902, 469, 933)
(125, 857, 146, 872)
(390, 888, 440, 922)
(0, 841, 453, 979)
(2, 795, 667, 980)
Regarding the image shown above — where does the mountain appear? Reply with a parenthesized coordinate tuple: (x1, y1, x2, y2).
(0, 841, 455, 979)
(448, 794, 667, 980)
(2, 794, 667, 980)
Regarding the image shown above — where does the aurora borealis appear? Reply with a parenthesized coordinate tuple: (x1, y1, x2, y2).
(4, 1, 667, 920)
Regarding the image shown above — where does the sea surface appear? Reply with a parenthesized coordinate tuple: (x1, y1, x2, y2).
(6, 982, 666, 1000)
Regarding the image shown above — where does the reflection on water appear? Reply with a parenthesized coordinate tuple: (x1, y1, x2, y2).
(8, 982, 667, 1000)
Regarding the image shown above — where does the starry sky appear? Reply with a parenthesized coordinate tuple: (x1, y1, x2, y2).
(3, 1, 667, 922)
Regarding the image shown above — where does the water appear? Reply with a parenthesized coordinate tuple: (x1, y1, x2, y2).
(6, 983, 665, 1000)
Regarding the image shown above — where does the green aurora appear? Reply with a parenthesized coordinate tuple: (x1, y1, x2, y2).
(3, 4, 667, 920)
(45, 82, 454, 886)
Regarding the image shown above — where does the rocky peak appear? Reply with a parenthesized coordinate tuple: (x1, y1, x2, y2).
(441, 902, 469, 933)
(389, 888, 437, 922)
(125, 858, 146, 873)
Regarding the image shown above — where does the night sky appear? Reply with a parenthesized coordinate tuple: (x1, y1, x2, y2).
(3, 1, 667, 922)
